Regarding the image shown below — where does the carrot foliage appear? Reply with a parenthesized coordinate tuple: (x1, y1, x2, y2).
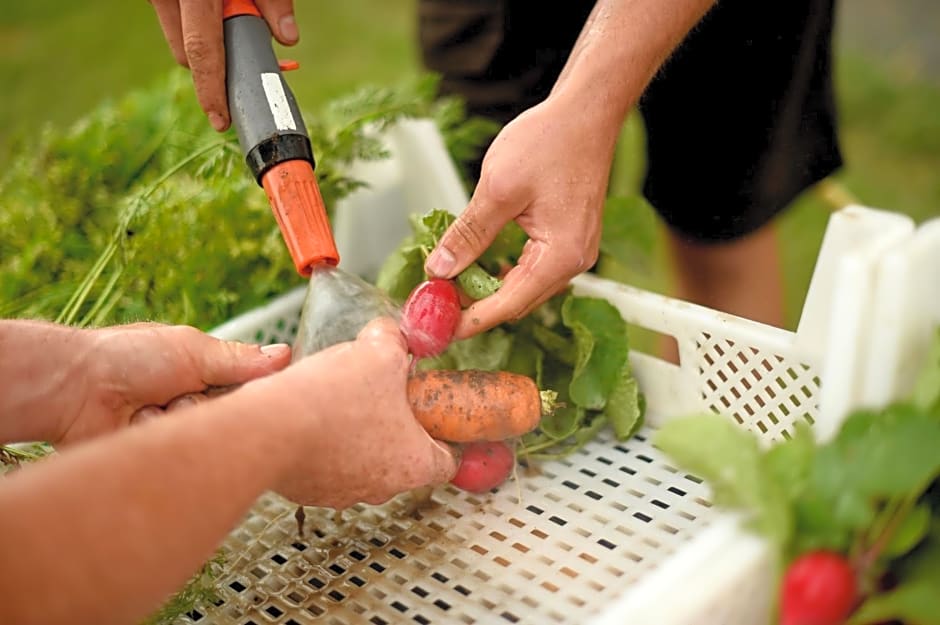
(0, 70, 498, 331)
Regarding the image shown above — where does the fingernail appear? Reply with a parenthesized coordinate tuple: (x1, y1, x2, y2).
(131, 406, 164, 425)
(261, 343, 290, 358)
(173, 395, 197, 408)
(208, 112, 227, 132)
(279, 15, 299, 43)
(426, 247, 456, 277)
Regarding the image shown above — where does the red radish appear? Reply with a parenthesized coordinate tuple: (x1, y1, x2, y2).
(780, 551, 857, 625)
(401, 278, 461, 358)
(451, 441, 515, 493)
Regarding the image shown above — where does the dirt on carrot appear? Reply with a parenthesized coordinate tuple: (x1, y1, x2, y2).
(406, 369, 544, 443)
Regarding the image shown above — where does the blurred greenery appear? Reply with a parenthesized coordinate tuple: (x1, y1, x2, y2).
(0, 0, 418, 140)
(1, 0, 939, 334)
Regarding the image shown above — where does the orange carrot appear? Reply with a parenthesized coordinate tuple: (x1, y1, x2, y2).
(407, 369, 545, 443)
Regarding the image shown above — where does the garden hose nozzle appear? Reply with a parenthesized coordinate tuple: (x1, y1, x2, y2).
(222, 0, 339, 276)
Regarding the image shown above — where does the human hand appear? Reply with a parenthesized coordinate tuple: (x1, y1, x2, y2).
(148, 0, 299, 131)
(57, 323, 291, 445)
(424, 97, 618, 338)
(260, 317, 459, 509)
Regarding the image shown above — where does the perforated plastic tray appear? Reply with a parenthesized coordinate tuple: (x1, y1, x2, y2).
(196, 427, 714, 625)
(193, 119, 937, 625)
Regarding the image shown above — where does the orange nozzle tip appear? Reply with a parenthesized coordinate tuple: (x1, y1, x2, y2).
(223, 0, 262, 19)
(261, 160, 340, 277)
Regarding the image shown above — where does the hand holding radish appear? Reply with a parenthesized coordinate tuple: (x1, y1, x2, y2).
(424, 97, 615, 338)
(260, 317, 459, 508)
(398, 279, 547, 494)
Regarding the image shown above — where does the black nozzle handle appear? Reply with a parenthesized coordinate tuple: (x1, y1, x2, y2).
(223, 14, 314, 183)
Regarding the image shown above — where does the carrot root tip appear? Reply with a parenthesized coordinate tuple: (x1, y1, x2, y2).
(540, 389, 559, 416)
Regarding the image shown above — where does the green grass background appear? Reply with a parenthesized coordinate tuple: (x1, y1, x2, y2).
(1, 0, 938, 332)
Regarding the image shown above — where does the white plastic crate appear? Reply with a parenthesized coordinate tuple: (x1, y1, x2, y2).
(201, 120, 935, 625)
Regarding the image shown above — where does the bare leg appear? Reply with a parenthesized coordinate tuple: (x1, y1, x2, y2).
(660, 221, 785, 362)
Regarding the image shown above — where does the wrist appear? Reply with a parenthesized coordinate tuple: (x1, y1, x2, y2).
(542, 87, 629, 157)
(547, 0, 717, 143)
(0, 321, 97, 444)
(218, 370, 323, 487)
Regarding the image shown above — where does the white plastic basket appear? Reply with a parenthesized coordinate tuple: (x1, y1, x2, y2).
(200, 120, 936, 625)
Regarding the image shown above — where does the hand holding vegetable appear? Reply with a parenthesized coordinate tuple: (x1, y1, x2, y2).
(424, 97, 612, 338)
(148, 0, 299, 131)
(0, 317, 453, 625)
(0, 320, 290, 447)
(260, 317, 459, 508)
(423, 0, 717, 338)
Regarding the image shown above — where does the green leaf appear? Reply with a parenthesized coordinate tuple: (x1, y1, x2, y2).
(575, 414, 609, 446)
(477, 221, 528, 272)
(763, 423, 816, 501)
(793, 441, 878, 554)
(831, 406, 940, 498)
(599, 195, 658, 270)
(792, 405, 940, 554)
(412, 209, 456, 247)
(884, 504, 932, 558)
(447, 327, 513, 372)
(375, 243, 425, 302)
(530, 324, 576, 367)
(605, 357, 644, 440)
(912, 327, 940, 413)
(655, 414, 792, 549)
(539, 405, 585, 441)
(561, 295, 629, 410)
(416, 350, 457, 372)
(505, 334, 544, 382)
(456, 262, 502, 300)
(849, 537, 940, 625)
(141, 550, 226, 625)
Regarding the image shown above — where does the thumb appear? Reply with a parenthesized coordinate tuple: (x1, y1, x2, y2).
(425, 190, 514, 280)
(188, 339, 292, 388)
(426, 439, 460, 484)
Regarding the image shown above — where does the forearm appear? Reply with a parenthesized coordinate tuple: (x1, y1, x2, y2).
(551, 0, 716, 135)
(0, 381, 305, 625)
(0, 320, 95, 444)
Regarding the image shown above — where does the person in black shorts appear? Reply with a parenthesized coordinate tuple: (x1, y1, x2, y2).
(418, 0, 842, 351)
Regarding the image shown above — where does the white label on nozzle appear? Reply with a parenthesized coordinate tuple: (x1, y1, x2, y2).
(261, 73, 297, 131)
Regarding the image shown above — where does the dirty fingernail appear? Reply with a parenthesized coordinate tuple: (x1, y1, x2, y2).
(208, 112, 227, 132)
(261, 343, 290, 358)
(279, 15, 299, 42)
(168, 394, 201, 411)
(131, 406, 164, 425)
(205, 384, 238, 398)
(426, 247, 456, 277)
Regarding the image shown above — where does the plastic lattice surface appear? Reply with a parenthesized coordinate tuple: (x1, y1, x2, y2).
(177, 428, 716, 625)
(696, 332, 820, 443)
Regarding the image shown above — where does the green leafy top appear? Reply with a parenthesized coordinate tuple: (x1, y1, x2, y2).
(655, 328, 940, 624)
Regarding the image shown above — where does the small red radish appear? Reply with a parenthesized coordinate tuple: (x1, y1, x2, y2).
(401, 278, 461, 358)
(780, 551, 857, 625)
(451, 441, 515, 493)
